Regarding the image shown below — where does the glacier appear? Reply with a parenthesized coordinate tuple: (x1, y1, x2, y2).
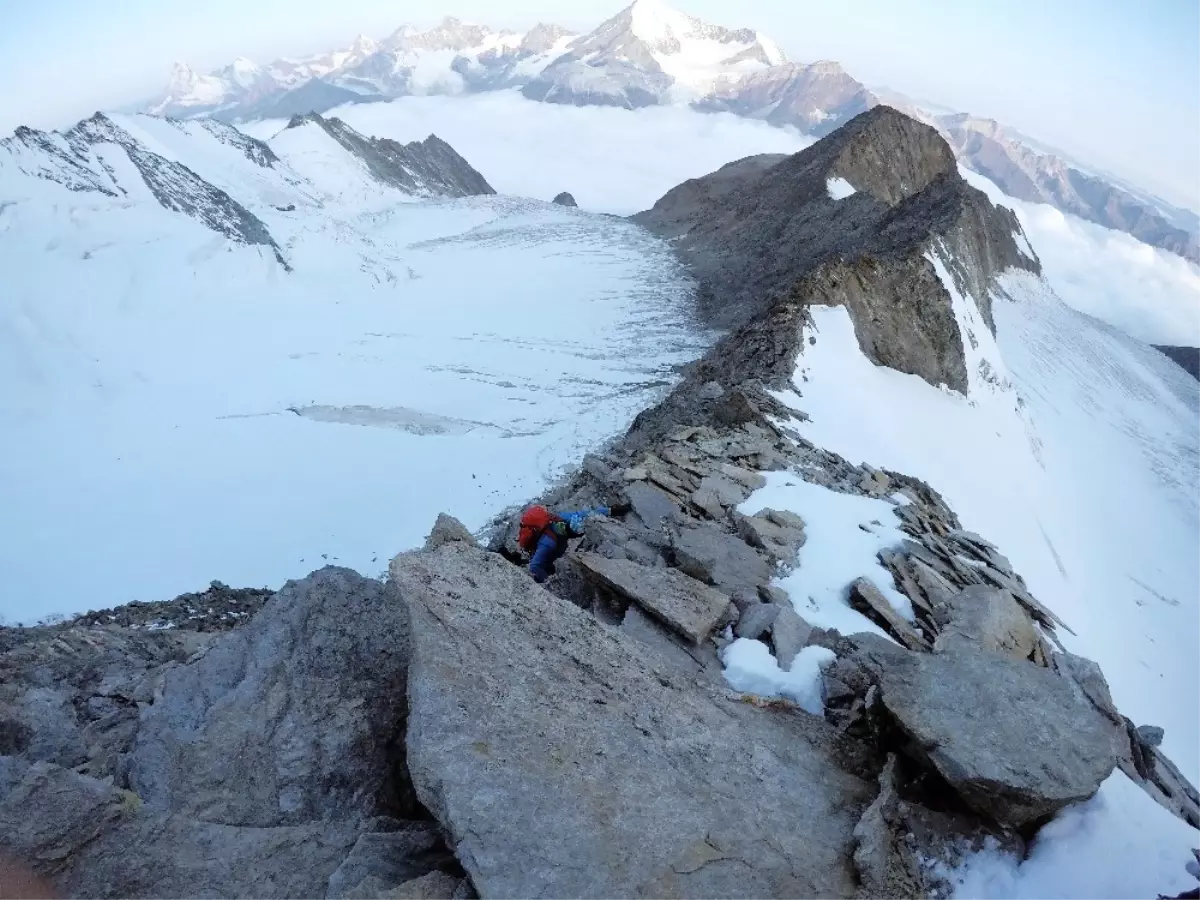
(0, 113, 710, 623)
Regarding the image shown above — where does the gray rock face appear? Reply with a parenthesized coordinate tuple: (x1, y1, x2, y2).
(390, 542, 872, 899)
(862, 642, 1120, 827)
(576, 552, 729, 644)
(0, 624, 216, 783)
(326, 824, 456, 899)
(552, 191, 578, 207)
(286, 114, 495, 198)
(1154, 344, 1200, 381)
(0, 760, 363, 899)
(129, 566, 410, 828)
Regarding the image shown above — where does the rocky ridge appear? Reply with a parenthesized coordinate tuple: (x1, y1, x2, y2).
(284, 114, 495, 198)
(1, 110, 496, 273)
(633, 105, 1036, 394)
(1, 107, 1196, 899)
(0, 112, 289, 266)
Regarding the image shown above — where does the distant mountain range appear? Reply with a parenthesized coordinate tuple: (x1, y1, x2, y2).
(142, 0, 1198, 262)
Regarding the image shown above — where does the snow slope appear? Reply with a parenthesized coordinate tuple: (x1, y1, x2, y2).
(778, 268, 1198, 783)
(0, 115, 709, 623)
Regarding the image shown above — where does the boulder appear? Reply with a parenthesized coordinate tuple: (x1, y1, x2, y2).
(734, 602, 781, 641)
(423, 514, 476, 550)
(576, 552, 729, 645)
(552, 191, 577, 207)
(1137, 725, 1165, 748)
(933, 585, 1038, 661)
(671, 521, 774, 597)
(0, 760, 362, 898)
(869, 644, 1120, 828)
(771, 603, 814, 671)
(695, 472, 752, 510)
(736, 509, 806, 564)
(129, 567, 411, 828)
(625, 480, 681, 531)
(390, 543, 872, 898)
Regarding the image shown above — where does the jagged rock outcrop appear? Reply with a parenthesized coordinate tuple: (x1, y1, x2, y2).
(285, 113, 495, 198)
(0, 567, 465, 899)
(634, 105, 1038, 393)
(390, 540, 873, 898)
(1, 113, 289, 267)
(0, 626, 215, 782)
(552, 191, 578, 207)
(128, 567, 410, 828)
(65, 579, 273, 631)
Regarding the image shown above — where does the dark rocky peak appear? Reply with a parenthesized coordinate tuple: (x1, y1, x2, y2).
(191, 118, 278, 167)
(811, 105, 957, 206)
(552, 191, 578, 207)
(1, 122, 120, 196)
(634, 106, 1038, 393)
(62, 113, 287, 268)
(3, 113, 286, 267)
(285, 112, 495, 198)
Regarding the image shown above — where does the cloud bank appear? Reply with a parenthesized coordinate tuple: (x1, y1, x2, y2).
(251, 91, 1200, 347)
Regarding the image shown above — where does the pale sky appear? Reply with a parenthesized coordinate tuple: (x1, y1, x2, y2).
(1, 0, 1197, 209)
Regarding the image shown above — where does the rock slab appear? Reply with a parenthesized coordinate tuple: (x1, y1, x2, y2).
(870, 644, 1120, 828)
(577, 552, 730, 645)
(390, 543, 871, 899)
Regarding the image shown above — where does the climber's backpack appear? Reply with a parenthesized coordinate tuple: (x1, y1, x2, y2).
(517, 505, 561, 553)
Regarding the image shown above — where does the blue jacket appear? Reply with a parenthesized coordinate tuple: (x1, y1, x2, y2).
(529, 507, 610, 582)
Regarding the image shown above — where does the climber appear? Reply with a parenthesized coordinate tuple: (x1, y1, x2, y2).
(517, 502, 630, 583)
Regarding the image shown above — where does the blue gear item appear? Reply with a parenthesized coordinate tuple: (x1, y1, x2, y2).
(528, 506, 610, 582)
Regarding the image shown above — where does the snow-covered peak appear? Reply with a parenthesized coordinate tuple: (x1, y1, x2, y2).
(221, 57, 265, 90)
(349, 34, 378, 57)
(539, 0, 788, 101)
(166, 62, 200, 92)
(625, 0, 698, 51)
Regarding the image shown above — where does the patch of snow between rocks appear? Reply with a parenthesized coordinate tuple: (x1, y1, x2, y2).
(738, 470, 914, 641)
(720, 639, 834, 714)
